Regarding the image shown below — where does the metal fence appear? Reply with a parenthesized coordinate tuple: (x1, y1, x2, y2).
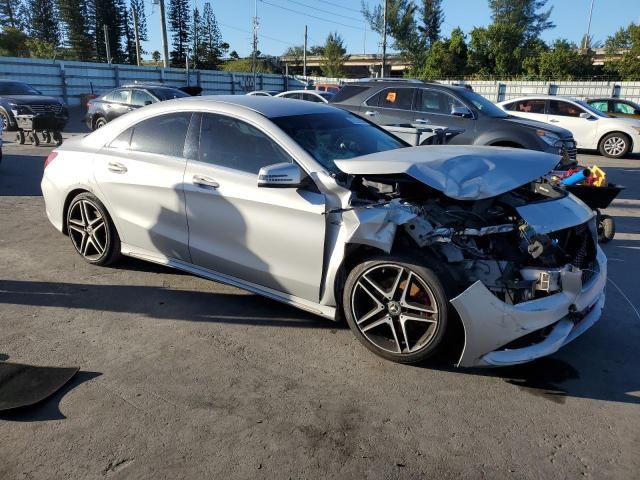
(0, 56, 305, 106)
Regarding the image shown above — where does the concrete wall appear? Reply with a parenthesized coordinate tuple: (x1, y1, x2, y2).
(0, 56, 305, 106)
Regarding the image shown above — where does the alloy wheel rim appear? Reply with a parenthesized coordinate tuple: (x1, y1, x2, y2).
(0, 113, 7, 131)
(351, 264, 440, 354)
(604, 137, 625, 156)
(68, 200, 108, 260)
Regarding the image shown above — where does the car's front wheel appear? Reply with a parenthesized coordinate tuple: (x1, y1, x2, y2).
(66, 193, 120, 266)
(343, 255, 450, 364)
(599, 132, 630, 158)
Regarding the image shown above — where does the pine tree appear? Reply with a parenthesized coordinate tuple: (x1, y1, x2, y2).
(58, 0, 94, 60)
(190, 7, 205, 69)
(201, 1, 225, 69)
(122, 2, 136, 64)
(168, 0, 191, 67)
(420, 0, 444, 48)
(94, 0, 125, 63)
(28, 0, 59, 46)
(0, 0, 27, 29)
(130, 0, 147, 41)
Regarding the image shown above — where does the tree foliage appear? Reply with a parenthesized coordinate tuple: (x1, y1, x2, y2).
(0, 26, 29, 56)
(168, 0, 191, 67)
(200, 2, 227, 69)
(320, 32, 349, 77)
(604, 23, 640, 81)
(419, 27, 467, 79)
(57, 0, 94, 60)
(28, 0, 59, 47)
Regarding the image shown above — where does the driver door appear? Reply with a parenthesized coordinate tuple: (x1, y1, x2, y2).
(183, 112, 326, 302)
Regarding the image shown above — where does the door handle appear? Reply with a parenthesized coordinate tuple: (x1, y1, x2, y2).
(414, 118, 430, 124)
(107, 161, 127, 173)
(193, 174, 219, 189)
(364, 110, 377, 116)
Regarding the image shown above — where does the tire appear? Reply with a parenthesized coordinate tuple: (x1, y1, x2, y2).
(30, 132, 40, 146)
(598, 214, 615, 243)
(599, 132, 630, 158)
(66, 192, 121, 266)
(0, 109, 13, 132)
(16, 131, 25, 144)
(342, 254, 450, 364)
(43, 131, 52, 143)
(53, 131, 63, 146)
(94, 116, 107, 130)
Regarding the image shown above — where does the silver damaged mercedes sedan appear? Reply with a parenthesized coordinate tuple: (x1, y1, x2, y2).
(41, 96, 607, 367)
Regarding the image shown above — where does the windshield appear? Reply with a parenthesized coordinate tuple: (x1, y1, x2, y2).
(0, 82, 41, 95)
(575, 99, 609, 118)
(459, 90, 508, 118)
(272, 112, 407, 172)
(149, 88, 190, 101)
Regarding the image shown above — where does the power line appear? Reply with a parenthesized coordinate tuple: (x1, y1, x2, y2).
(319, 0, 363, 14)
(281, 0, 366, 24)
(260, 0, 373, 31)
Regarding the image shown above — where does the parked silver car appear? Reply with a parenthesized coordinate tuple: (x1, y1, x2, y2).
(41, 96, 606, 367)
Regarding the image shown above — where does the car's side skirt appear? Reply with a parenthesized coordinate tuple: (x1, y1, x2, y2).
(120, 242, 338, 321)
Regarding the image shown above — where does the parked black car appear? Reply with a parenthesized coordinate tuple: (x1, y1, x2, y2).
(0, 80, 68, 132)
(330, 79, 578, 161)
(85, 84, 190, 130)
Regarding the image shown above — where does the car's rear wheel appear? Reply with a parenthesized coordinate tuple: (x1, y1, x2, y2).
(343, 255, 450, 364)
(94, 116, 107, 130)
(599, 132, 630, 158)
(66, 193, 120, 266)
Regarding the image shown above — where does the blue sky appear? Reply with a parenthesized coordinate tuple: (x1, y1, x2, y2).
(143, 0, 640, 58)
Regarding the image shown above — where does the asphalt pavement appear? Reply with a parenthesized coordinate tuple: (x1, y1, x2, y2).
(0, 120, 639, 479)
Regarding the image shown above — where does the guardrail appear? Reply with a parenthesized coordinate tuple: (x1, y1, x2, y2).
(0, 56, 305, 106)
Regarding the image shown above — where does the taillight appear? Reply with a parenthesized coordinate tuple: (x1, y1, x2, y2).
(44, 151, 58, 169)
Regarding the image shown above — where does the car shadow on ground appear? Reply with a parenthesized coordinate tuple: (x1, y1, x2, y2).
(1, 277, 638, 406)
(0, 153, 46, 196)
(0, 278, 337, 330)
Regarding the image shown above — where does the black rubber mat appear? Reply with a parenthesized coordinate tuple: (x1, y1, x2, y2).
(0, 362, 78, 411)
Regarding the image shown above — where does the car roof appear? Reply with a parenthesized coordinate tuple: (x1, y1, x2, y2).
(499, 95, 584, 103)
(346, 80, 470, 93)
(280, 90, 323, 94)
(156, 94, 335, 118)
(119, 84, 181, 90)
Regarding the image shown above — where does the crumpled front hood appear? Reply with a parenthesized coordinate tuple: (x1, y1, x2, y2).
(334, 145, 560, 200)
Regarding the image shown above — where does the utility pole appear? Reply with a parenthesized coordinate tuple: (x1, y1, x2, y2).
(303, 25, 308, 78)
(583, 0, 595, 50)
(103, 25, 112, 64)
(381, 0, 387, 77)
(132, 7, 141, 66)
(252, 0, 259, 90)
(159, 0, 170, 68)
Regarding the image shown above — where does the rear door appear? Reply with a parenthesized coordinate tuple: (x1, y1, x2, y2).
(103, 88, 132, 121)
(361, 87, 416, 125)
(183, 112, 326, 301)
(93, 112, 193, 261)
(413, 87, 476, 143)
(547, 100, 598, 148)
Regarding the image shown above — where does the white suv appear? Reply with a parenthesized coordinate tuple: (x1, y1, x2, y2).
(498, 95, 640, 158)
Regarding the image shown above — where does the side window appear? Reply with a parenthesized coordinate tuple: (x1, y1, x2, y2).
(106, 89, 130, 104)
(613, 102, 634, 114)
(130, 112, 192, 157)
(510, 99, 546, 114)
(131, 89, 155, 106)
(589, 101, 608, 113)
(198, 113, 293, 174)
(109, 128, 133, 149)
(283, 93, 302, 100)
(549, 100, 583, 117)
(364, 91, 383, 107)
(378, 88, 415, 110)
(416, 89, 463, 115)
(304, 93, 324, 103)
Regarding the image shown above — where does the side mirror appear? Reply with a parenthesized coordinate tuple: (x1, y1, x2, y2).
(144, 100, 153, 105)
(451, 106, 473, 118)
(579, 112, 592, 119)
(258, 162, 306, 188)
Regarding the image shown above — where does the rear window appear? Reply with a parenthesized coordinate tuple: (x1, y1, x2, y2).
(330, 85, 368, 103)
(148, 88, 189, 101)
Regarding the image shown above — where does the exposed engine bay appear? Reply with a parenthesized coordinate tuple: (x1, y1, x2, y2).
(340, 172, 598, 307)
